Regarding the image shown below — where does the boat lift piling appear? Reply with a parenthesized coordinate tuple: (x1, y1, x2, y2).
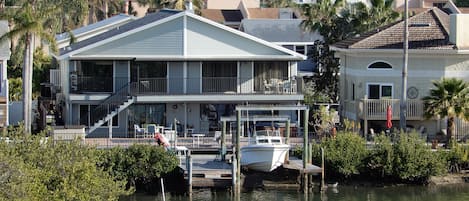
(231, 104, 312, 195)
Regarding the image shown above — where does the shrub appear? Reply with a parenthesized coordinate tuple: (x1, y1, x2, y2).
(440, 144, 469, 173)
(366, 134, 394, 178)
(0, 128, 130, 200)
(317, 132, 368, 178)
(97, 144, 179, 189)
(392, 132, 446, 182)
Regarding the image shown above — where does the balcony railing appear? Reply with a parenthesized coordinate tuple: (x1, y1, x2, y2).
(359, 99, 424, 120)
(70, 76, 303, 95)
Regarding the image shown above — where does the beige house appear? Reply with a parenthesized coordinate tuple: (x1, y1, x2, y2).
(331, 8, 469, 140)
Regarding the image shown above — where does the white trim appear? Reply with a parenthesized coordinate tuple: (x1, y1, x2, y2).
(331, 46, 469, 55)
(366, 83, 394, 99)
(183, 14, 187, 57)
(127, 61, 131, 84)
(69, 55, 303, 61)
(367, 60, 393, 70)
(183, 62, 187, 94)
(344, 68, 469, 78)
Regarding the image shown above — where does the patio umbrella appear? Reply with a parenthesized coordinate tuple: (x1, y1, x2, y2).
(386, 105, 392, 129)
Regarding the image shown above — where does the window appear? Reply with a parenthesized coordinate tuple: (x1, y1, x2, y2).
(131, 61, 167, 81)
(368, 61, 392, 69)
(202, 62, 237, 92)
(76, 61, 113, 92)
(254, 61, 288, 91)
(368, 84, 392, 99)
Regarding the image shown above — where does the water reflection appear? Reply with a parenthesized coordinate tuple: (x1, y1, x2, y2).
(121, 184, 469, 201)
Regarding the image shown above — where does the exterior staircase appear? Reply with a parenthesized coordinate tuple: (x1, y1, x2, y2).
(83, 83, 135, 135)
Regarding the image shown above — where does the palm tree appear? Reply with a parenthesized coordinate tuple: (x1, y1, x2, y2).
(0, 0, 61, 134)
(136, 0, 204, 14)
(351, 0, 399, 34)
(423, 78, 469, 147)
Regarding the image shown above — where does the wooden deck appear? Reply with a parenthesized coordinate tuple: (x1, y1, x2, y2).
(283, 159, 322, 175)
(179, 154, 233, 188)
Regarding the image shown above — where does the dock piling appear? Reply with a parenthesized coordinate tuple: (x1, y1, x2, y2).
(187, 151, 192, 195)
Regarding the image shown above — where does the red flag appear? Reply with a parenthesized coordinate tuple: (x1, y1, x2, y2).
(386, 105, 392, 129)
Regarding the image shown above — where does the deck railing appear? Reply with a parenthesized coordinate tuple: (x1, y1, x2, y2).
(71, 76, 303, 95)
(359, 99, 424, 120)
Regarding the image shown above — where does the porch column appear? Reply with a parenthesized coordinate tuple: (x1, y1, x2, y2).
(108, 118, 113, 139)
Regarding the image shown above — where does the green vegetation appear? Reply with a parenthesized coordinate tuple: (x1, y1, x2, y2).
(0, 127, 180, 200)
(311, 132, 368, 178)
(305, 132, 450, 183)
(0, 128, 130, 200)
(300, 0, 399, 103)
(423, 78, 469, 147)
(97, 144, 179, 190)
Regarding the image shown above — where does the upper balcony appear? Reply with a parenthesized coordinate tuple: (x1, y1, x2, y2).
(344, 99, 424, 121)
(69, 76, 303, 96)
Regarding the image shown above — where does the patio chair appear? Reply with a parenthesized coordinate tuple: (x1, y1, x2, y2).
(134, 124, 146, 138)
(214, 131, 222, 144)
(263, 79, 272, 93)
(146, 124, 156, 138)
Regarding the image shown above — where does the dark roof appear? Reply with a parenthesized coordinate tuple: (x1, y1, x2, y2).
(333, 8, 455, 50)
(241, 19, 322, 42)
(201, 9, 243, 23)
(60, 9, 181, 55)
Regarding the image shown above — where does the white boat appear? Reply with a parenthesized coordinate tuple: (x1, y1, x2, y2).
(241, 130, 290, 172)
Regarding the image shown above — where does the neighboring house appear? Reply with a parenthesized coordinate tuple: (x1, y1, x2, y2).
(331, 8, 469, 139)
(50, 9, 306, 138)
(206, 0, 260, 9)
(56, 14, 136, 49)
(0, 20, 10, 128)
(240, 19, 322, 77)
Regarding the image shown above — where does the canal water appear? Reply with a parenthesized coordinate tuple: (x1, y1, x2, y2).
(122, 183, 469, 201)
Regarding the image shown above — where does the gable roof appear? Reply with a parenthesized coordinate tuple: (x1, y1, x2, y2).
(59, 9, 181, 56)
(57, 9, 305, 61)
(55, 14, 136, 43)
(240, 19, 322, 43)
(333, 8, 455, 50)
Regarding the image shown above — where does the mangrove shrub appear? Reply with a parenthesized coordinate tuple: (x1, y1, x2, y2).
(97, 144, 179, 189)
(312, 132, 368, 178)
(0, 130, 129, 200)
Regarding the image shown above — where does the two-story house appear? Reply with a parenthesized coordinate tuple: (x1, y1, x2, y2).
(332, 8, 469, 139)
(0, 20, 10, 128)
(51, 9, 306, 138)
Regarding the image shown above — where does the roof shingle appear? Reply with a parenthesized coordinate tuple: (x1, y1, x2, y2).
(333, 8, 455, 50)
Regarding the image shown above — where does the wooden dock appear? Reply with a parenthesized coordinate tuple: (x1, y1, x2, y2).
(283, 159, 322, 175)
(180, 154, 233, 189)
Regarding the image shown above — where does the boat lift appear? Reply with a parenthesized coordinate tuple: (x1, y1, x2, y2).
(227, 104, 312, 194)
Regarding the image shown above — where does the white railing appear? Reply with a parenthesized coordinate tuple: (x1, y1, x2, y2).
(456, 118, 469, 141)
(360, 99, 424, 120)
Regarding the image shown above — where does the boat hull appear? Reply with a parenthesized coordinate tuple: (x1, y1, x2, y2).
(240, 144, 290, 172)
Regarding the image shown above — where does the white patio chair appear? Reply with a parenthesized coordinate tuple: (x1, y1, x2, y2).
(134, 124, 146, 138)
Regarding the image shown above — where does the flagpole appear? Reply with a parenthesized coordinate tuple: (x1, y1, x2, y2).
(400, 0, 409, 131)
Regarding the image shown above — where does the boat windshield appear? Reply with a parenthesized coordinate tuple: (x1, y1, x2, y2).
(254, 130, 280, 137)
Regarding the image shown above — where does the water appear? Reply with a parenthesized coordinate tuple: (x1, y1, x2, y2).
(122, 183, 469, 201)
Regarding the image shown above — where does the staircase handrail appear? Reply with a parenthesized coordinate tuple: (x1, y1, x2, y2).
(80, 82, 132, 126)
